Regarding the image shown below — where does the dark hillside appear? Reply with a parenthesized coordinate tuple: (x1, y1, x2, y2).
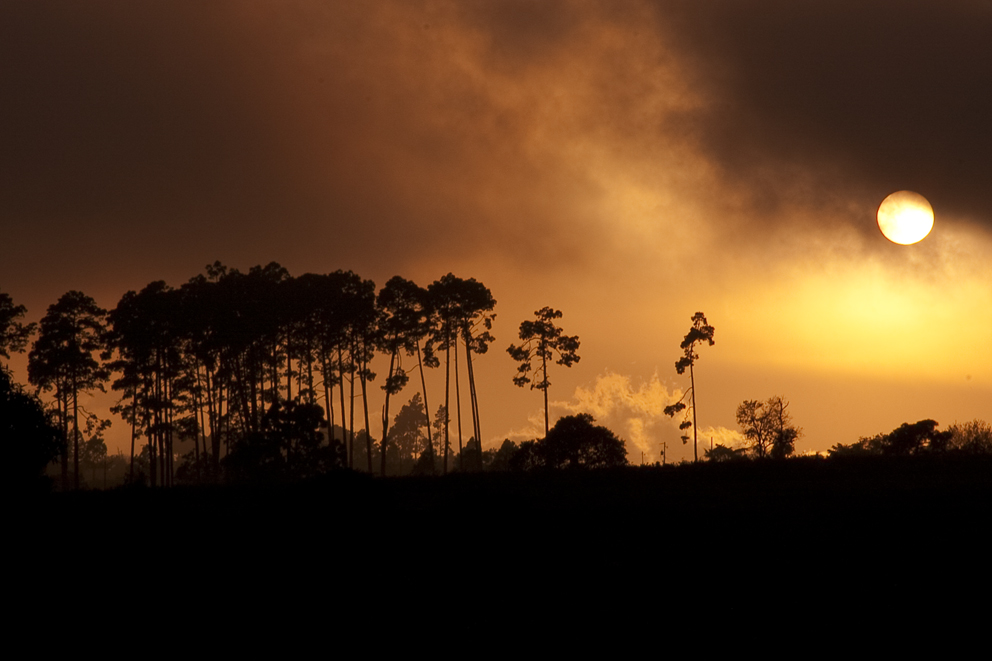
(14, 456, 992, 616)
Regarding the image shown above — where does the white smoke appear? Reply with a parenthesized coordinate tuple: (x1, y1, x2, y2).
(697, 425, 746, 451)
(556, 371, 687, 459)
(502, 371, 746, 462)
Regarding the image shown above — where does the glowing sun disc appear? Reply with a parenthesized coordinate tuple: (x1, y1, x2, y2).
(877, 190, 934, 245)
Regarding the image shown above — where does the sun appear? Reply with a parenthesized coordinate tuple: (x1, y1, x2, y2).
(876, 191, 934, 245)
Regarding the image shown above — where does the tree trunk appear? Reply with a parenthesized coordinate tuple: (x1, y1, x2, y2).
(192, 362, 203, 470)
(286, 345, 292, 403)
(690, 361, 698, 462)
(380, 350, 397, 477)
(129, 387, 137, 483)
(464, 331, 482, 470)
(360, 354, 372, 473)
(348, 342, 356, 470)
(60, 391, 69, 491)
(166, 367, 175, 487)
(454, 337, 463, 471)
(337, 345, 348, 465)
(415, 340, 434, 465)
(443, 334, 450, 475)
(320, 350, 334, 447)
(206, 364, 220, 474)
(306, 339, 315, 405)
(72, 378, 79, 490)
(541, 345, 549, 438)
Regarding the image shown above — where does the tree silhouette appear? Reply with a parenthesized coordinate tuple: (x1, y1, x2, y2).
(376, 277, 429, 476)
(507, 307, 580, 437)
(484, 439, 518, 471)
(333, 271, 377, 470)
(222, 399, 337, 483)
(383, 393, 429, 475)
(0, 367, 61, 488)
(830, 419, 952, 457)
(0, 291, 35, 362)
(28, 291, 109, 490)
(948, 419, 992, 454)
(664, 312, 715, 462)
(736, 396, 800, 459)
(79, 415, 111, 486)
(105, 281, 190, 487)
(453, 277, 496, 471)
(306, 271, 353, 463)
(176, 270, 235, 479)
(704, 444, 746, 462)
(427, 274, 495, 473)
(512, 413, 627, 469)
(24, 264, 516, 485)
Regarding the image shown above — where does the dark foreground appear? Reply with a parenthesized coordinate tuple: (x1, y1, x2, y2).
(12, 455, 992, 621)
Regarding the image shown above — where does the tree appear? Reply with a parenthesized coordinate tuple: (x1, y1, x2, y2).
(79, 415, 112, 486)
(416, 403, 449, 476)
(222, 399, 338, 484)
(507, 307, 581, 437)
(376, 277, 429, 476)
(0, 291, 35, 362)
(306, 271, 353, 463)
(513, 413, 627, 470)
(664, 312, 715, 462)
(483, 439, 518, 471)
(453, 277, 496, 472)
(333, 271, 377, 470)
(383, 393, 430, 475)
(736, 396, 800, 459)
(462, 436, 482, 473)
(508, 439, 541, 471)
(427, 274, 495, 473)
(105, 281, 185, 488)
(704, 444, 746, 462)
(0, 367, 61, 489)
(829, 419, 953, 457)
(888, 419, 951, 454)
(948, 419, 992, 454)
(28, 291, 109, 490)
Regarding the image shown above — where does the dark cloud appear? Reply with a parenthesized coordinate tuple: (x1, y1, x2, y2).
(1, 3, 277, 217)
(654, 1, 992, 227)
(2, 0, 989, 297)
(0, 1, 612, 290)
(457, 0, 586, 69)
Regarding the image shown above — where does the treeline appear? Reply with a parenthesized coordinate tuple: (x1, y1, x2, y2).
(828, 418, 992, 458)
(5, 269, 988, 492)
(705, 415, 992, 462)
(6, 263, 510, 488)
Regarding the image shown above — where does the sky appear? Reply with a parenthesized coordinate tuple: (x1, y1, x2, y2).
(2, 0, 990, 463)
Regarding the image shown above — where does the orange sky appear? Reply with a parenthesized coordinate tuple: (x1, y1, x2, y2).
(2, 1, 989, 463)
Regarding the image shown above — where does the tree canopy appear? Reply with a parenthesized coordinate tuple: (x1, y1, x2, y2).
(28, 291, 109, 490)
(664, 312, 715, 461)
(736, 396, 801, 459)
(425, 273, 496, 473)
(829, 419, 953, 457)
(223, 399, 339, 483)
(0, 291, 35, 361)
(512, 413, 627, 470)
(0, 368, 61, 488)
(507, 306, 580, 437)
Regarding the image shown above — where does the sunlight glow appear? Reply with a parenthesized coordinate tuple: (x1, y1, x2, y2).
(724, 263, 992, 383)
(877, 191, 934, 245)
